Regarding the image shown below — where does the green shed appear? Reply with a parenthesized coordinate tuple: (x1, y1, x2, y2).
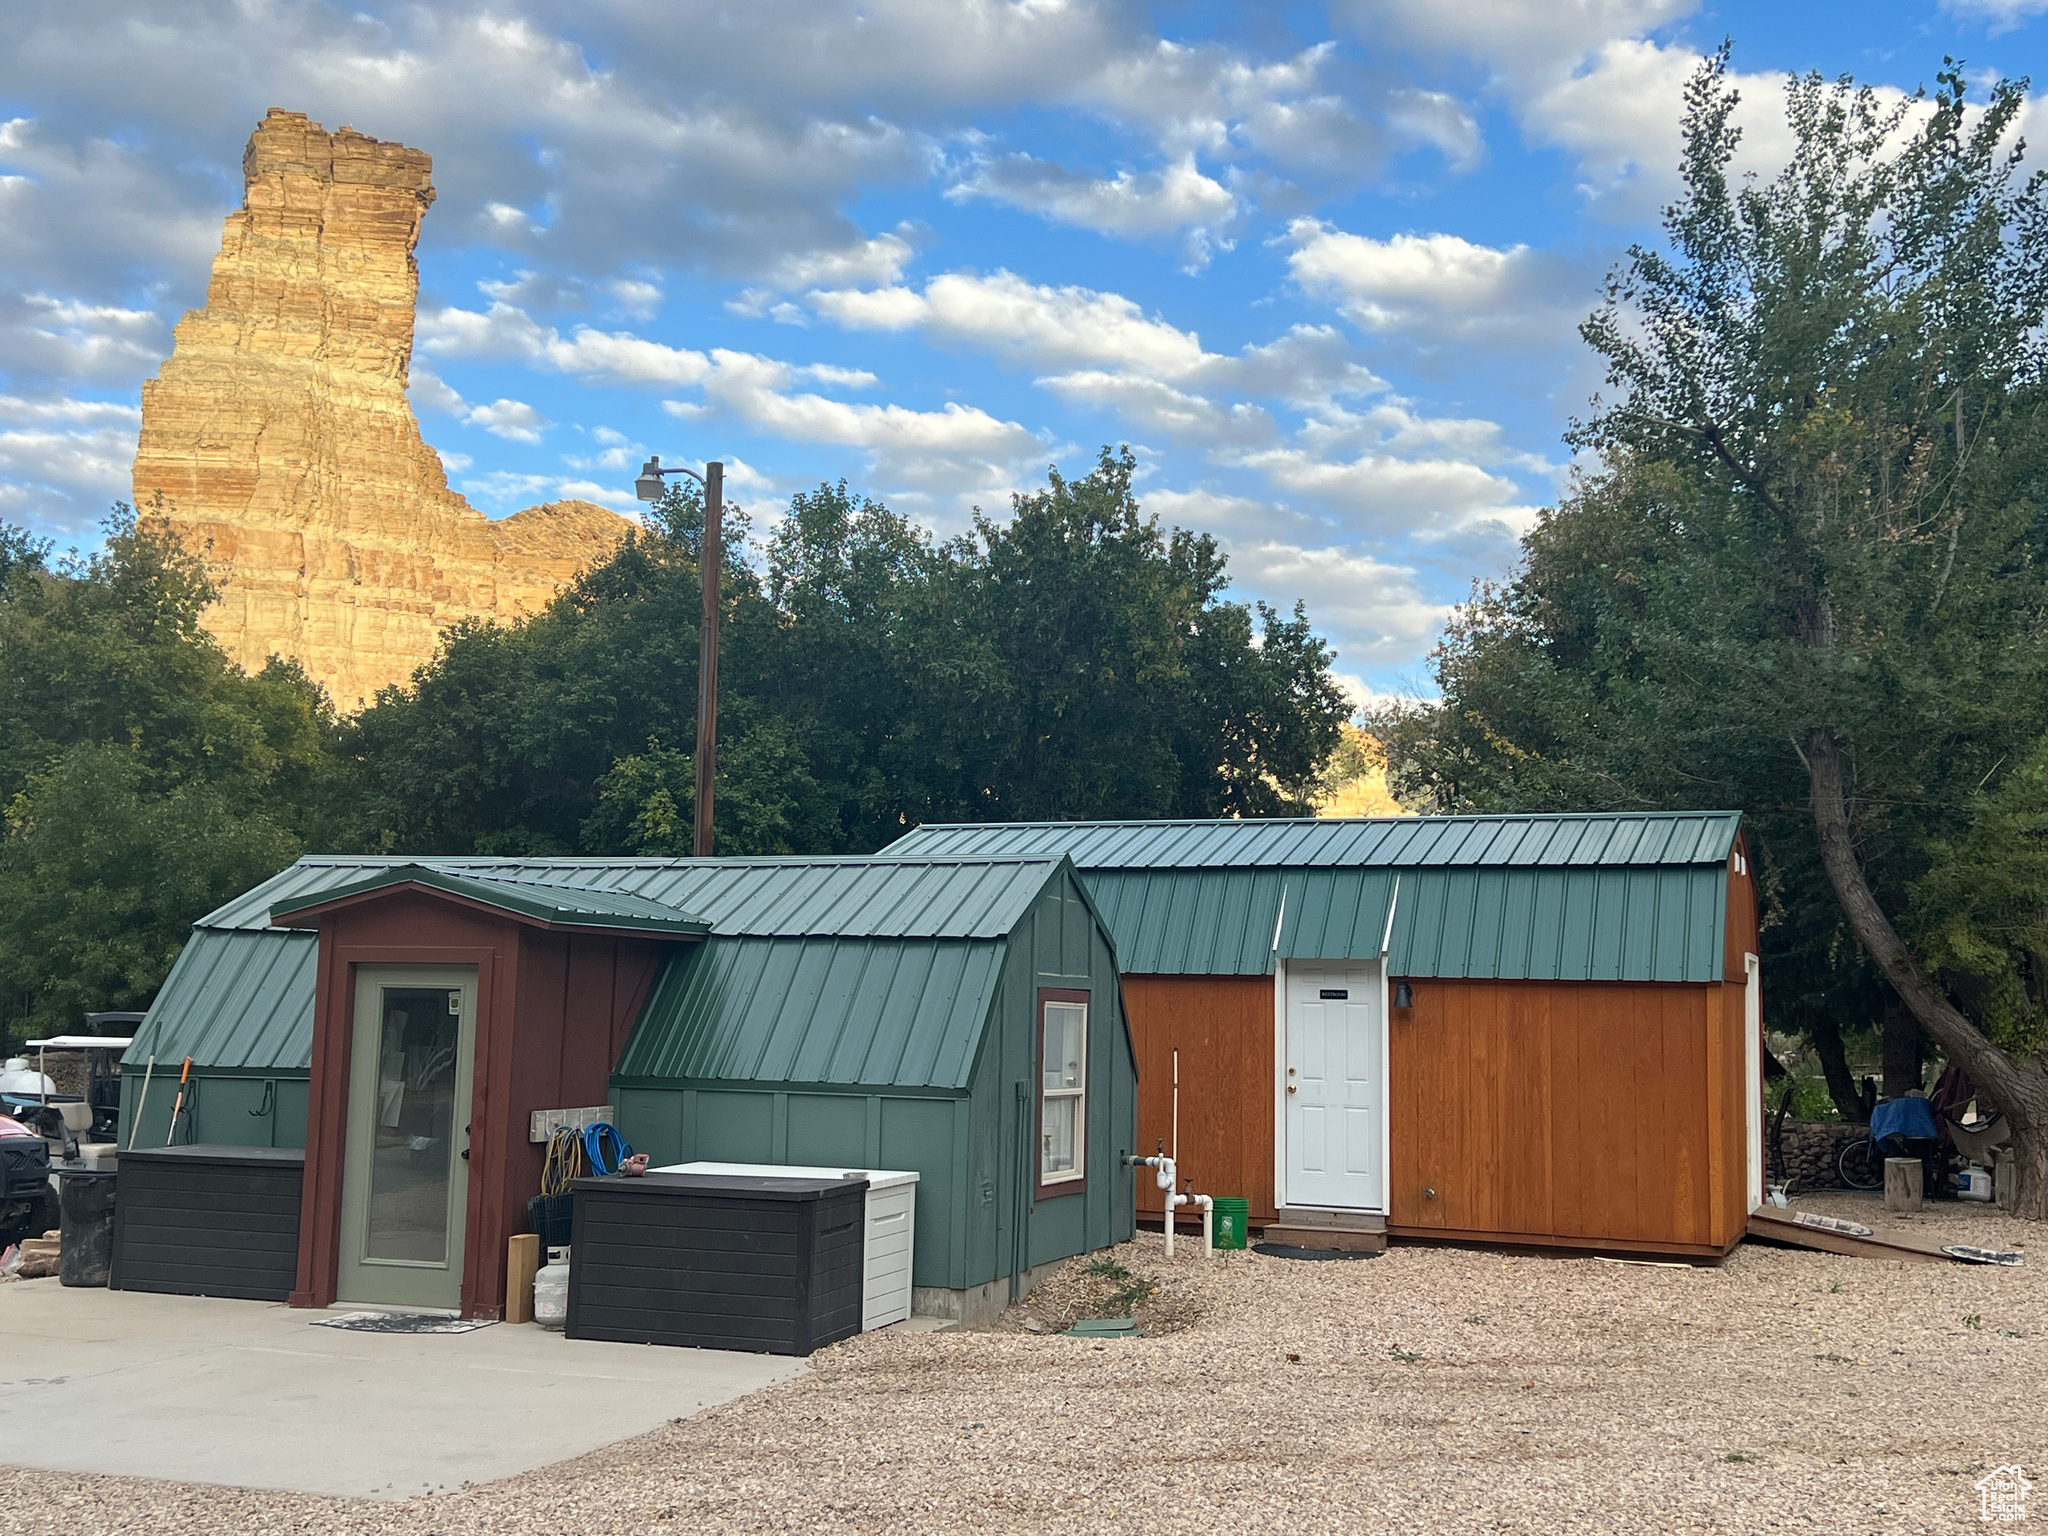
(125, 853, 1136, 1322)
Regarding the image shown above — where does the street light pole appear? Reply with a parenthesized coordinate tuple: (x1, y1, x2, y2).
(636, 455, 723, 857)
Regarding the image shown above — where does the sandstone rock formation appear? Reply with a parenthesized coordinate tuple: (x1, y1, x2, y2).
(132, 109, 633, 708)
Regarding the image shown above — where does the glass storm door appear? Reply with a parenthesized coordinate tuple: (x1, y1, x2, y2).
(1283, 963, 1384, 1211)
(338, 966, 477, 1309)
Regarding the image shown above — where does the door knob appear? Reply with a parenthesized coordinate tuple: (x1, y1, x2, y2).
(1286, 1083, 1298, 1094)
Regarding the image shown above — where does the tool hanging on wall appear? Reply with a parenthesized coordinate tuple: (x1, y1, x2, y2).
(126, 1055, 156, 1151)
(163, 1057, 193, 1147)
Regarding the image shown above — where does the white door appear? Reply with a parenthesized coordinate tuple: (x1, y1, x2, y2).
(1283, 963, 1384, 1210)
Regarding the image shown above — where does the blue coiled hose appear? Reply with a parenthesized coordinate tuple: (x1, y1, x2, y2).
(583, 1121, 632, 1177)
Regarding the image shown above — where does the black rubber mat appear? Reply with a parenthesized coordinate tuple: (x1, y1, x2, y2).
(311, 1311, 496, 1333)
(1251, 1241, 1380, 1262)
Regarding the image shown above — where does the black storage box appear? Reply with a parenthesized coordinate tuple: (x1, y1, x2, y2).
(565, 1172, 867, 1356)
(110, 1144, 305, 1302)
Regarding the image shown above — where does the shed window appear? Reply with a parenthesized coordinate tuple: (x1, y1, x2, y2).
(1038, 993, 1088, 1193)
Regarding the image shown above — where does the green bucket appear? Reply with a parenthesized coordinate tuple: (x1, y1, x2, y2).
(1211, 1197, 1250, 1251)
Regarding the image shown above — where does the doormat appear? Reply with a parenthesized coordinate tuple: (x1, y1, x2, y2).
(312, 1311, 497, 1334)
(1252, 1242, 1380, 1262)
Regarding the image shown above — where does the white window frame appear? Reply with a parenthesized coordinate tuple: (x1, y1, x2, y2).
(1037, 992, 1089, 1195)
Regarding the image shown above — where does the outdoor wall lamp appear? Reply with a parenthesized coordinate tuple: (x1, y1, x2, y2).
(635, 455, 724, 858)
(1393, 981, 1414, 1009)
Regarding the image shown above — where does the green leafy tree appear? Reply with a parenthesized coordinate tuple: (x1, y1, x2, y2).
(1389, 53, 2048, 1214)
(0, 511, 329, 1044)
(349, 450, 1354, 856)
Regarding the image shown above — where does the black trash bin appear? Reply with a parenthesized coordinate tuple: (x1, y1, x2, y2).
(54, 1169, 117, 1287)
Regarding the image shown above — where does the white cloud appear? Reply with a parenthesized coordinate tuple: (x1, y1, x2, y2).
(810, 269, 1212, 380)
(1226, 540, 1454, 665)
(464, 398, 550, 443)
(1285, 223, 1596, 347)
(408, 368, 549, 442)
(418, 303, 710, 385)
(947, 152, 1237, 265)
(1944, 0, 2048, 31)
(770, 231, 917, 291)
(659, 348, 1048, 505)
(1138, 485, 1453, 666)
(606, 278, 663, 319)
(0, 392, 141, 533)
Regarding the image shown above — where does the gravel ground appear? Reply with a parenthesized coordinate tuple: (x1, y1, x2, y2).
(4, 1194, 2044, 1535)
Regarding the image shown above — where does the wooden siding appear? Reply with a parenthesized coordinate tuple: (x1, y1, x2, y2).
(1122, 975, 1277, 1224)
(291, 889, 673, 1318)
(1389, 979, 1745, 1255)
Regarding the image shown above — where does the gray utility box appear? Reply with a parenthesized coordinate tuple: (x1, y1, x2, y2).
(565, 1172, 866, 1356)
(110, 1144, 305, 1302)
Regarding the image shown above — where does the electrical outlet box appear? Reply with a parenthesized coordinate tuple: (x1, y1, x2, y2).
(529, 1105, 613, 1143)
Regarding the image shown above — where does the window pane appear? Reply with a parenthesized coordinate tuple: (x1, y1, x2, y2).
(366, 987, 460, 1263)
(1042, 1003, 1085, 1091)
(1041, 1094, 1077, 1178)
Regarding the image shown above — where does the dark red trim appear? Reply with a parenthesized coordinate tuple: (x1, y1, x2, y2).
(291, 942, 504, 1314)
(1033, 987, 1091, 1204)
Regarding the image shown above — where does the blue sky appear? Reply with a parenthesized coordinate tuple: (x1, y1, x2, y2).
(3, 1, 2045, 702)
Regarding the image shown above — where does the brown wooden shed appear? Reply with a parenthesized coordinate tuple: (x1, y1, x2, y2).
(886, 814, 1762, 1259)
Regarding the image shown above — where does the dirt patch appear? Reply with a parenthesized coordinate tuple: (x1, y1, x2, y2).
(997, 1247, 1209, 1336)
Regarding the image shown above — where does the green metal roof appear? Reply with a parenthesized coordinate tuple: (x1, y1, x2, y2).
(885, 814, 1740, 983)
(613, 937, 1005, 1091)
(1085, 868, 1400, 974)
(124, 929, 317, 1073)
(209, 855, 1068, 940)
(884, 812, 1742, 870)
(268, 864, 711, 936)
(133, 853, 1092, 1079)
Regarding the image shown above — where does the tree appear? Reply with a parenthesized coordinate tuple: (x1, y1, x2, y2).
(0, 510, 329, 1044)
(348, 450, 1354, 855)
(1390, 53, 2048, 1214)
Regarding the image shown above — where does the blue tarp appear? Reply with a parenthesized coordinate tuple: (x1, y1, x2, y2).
(1871, 1096, 1938, 1142)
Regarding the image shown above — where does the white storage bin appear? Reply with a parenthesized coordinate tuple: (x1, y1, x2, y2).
(653, 1161, 918, 1329)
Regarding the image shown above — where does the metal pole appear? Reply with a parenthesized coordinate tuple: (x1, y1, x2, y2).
(693, 461, 722, 857)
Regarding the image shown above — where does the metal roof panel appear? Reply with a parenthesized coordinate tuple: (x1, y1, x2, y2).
(884, 812, 1741, 871)
(612, 936, 1003, 1091)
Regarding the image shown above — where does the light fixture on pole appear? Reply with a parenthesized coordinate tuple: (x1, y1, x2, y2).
(636, 455, 723, 858)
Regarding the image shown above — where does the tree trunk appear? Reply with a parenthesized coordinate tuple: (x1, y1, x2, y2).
(1881, 999, 1924, 1098)
(1806, 727, 2048, 1219)
(1804, 1011, 1870, 1123)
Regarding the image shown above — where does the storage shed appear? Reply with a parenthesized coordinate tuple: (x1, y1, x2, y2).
(886, 814, 1762, 1259)
(124, 853, 1134, 1320)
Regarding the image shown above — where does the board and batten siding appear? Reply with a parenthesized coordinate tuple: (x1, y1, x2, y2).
(614, 866, 1136, 1297)
(1386, 978, 1750, 1254)
(1120, 975, 1277, 1224)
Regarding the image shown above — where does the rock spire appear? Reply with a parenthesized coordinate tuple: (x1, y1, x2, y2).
(132, 109, 632, 708)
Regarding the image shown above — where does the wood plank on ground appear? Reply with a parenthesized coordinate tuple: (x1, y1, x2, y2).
(1746, 1206, 1961, 1264)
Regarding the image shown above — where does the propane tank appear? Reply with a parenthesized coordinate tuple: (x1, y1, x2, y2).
(533, 1247, 571, 1328)
(0, 1059, 55, 1096)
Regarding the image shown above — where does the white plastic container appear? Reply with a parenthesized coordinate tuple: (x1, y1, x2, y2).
(655, 1161, 919, 1329)
(0, 1058, 55, 1097)
(533, 1247, 571, 1328)
(1955, 1165, 1994, 1202)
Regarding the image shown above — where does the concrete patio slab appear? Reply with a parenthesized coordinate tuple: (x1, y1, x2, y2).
(0, 1282, 804, 1499)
